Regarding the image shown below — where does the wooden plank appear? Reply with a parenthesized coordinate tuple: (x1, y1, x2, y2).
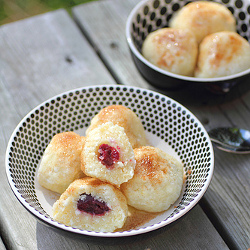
(72, 0, 250, 249)
(73, 0, 149, 88)
(0, 80, 38, 249)
(36, 205, 228, 250)
(0, 9, 115, 250)
(0, 8, 115, 118)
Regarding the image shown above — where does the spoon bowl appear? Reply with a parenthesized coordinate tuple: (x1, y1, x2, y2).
(209, 127, 250, 154)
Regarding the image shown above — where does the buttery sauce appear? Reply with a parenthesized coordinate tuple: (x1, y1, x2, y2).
(116, 206, 163, 232)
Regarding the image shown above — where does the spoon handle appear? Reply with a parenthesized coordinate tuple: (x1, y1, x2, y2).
(212, 141, 250, 154)
(209, 127, 250, 154)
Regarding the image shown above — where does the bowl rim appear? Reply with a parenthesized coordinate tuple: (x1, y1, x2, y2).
(5, 85, 215, 237)
(125, 0, 250, 83)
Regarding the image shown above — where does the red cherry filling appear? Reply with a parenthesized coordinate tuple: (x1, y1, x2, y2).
(77, 193, 110, 216)
(98, 144, 119, 169)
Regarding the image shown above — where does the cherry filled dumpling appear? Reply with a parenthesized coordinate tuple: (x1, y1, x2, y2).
(86, 105, 148, 149)
(37, 132, 86, 194)
(52, 177, 128, 232)
(120, 146, 183, 212)
(81, 122, 136, 185)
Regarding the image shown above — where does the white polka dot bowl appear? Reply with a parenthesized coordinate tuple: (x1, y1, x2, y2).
(6, 85, 214, 237)
(126, 0, 250, 94)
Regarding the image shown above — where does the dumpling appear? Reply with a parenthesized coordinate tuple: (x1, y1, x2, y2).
(195, 31, 250, 78)
(82, 122, 136, 186)
(37, 132, 86, 194)
(142, 28, 198, 76)
(170, 1, 236, 44)
(86, 105, 148, 149)
(52, 177, 128, 232)
(120, 146, 183, 212)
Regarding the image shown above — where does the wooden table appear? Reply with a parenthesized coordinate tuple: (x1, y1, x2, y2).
(0, 0, 249, 249)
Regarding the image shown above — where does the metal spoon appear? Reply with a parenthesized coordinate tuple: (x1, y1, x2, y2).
(208, 127, 250, 154)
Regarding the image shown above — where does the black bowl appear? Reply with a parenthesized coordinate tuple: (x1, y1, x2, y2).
(126, 0, 250, 94)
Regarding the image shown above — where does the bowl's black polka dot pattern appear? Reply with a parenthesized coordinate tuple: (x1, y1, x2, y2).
(131, 0, 250, 51)
(6, 85, 214, 233)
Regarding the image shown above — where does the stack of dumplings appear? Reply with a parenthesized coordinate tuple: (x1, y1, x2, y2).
(38, 105, 184, 232)
(142, 1, 250, 78)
